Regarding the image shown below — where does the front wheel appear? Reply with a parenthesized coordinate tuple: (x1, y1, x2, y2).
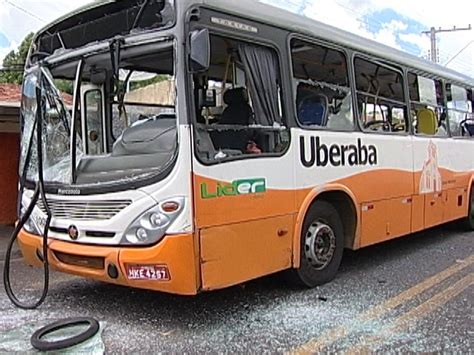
(287, 201, 344, 287)
(464, 188, 474, 230)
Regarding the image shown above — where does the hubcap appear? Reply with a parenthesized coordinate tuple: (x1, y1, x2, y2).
(304, 221, 336, 270)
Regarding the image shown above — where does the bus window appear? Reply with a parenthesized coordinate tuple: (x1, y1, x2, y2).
(193, 35, 289, 162)
(355, 58, 407, 133)
(467, 89, 474, 137)
(291, 39, 353, 131)
(84, 89, 104, 155)
(446, 84, 473, 137)
(409, 74, 447, 136)
(112, 71, 175, 139)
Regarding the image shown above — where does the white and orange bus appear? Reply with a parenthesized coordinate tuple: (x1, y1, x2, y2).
(16, 0, 474, 295)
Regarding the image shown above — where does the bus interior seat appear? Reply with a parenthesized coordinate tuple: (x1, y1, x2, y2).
(210, 87, 252, 152)
(219, 87, 252, 125)
(195, 127, 243, 160)
(327, 95, 353, 130)
(298, 94, 329, 126)
(417, 108, 437, 135)
(76, 118, 177, 184)
(195, 128, 217, 160)
(210, 129, 250, 152)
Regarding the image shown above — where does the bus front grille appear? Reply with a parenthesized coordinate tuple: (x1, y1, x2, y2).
(37, 199, 132, 221)
(48, 226, 116, 239)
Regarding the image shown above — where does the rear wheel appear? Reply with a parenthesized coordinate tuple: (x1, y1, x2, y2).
(464, 188, 474, 230)
(288, 201, 344, 287)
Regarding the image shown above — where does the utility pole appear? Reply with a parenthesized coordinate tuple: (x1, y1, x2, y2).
(422, 25, 472, 63)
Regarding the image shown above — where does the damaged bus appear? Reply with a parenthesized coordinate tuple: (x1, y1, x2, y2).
(13, 0, 474, 296)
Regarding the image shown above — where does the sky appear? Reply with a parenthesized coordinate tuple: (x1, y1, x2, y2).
(0, 0, 473, 77)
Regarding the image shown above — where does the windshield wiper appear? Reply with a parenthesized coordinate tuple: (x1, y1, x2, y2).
(117, 70, 133, 126)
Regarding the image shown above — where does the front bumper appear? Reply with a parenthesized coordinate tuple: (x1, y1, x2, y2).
(17, 230, 199, 295)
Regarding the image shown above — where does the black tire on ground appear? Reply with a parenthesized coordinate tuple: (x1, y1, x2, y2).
(287, 200, 344, 287)
(464, 187, 474, 231)
(31, 317, 100, 351)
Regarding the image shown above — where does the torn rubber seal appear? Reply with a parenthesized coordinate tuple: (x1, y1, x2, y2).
(31, 317, 100, 351)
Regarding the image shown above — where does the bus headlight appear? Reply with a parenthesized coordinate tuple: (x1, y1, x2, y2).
(149, 213, 169, 229)
(23, 217, 40, 235)
(122, 197, 184, 245)
(136, 228, 149, 242)
(21, 207, 42, 235)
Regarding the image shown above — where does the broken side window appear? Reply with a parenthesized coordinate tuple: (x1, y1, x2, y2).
(193, 35, 289, 163)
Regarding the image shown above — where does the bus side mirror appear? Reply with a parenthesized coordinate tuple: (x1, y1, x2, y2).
(189, 29, 210, 73)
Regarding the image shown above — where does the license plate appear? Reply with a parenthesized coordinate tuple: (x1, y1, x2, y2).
(126, 264, 170, 281)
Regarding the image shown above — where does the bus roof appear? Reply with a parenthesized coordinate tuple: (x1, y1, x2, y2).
(37, 0, 474, 87)
(200, 0, 474, 87)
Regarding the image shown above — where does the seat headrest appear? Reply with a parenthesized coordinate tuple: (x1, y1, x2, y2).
(298, 94, 329, 126)
(224, 88, 248, 105)
(417, 108, 437, 135)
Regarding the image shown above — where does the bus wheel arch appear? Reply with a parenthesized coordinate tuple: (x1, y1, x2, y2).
(293, 187, 359, 269)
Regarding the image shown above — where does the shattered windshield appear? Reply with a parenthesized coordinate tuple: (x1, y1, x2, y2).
(20, 41, 177, 188)
(20, 68, 82, 184)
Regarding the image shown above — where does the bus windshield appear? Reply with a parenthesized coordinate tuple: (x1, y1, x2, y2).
(20, 40, 177, 187)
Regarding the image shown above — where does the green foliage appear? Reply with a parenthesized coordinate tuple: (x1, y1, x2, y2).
(0, 32, 34, 84)
(129, 75, 168, 91)
(54, 79, 74, 95)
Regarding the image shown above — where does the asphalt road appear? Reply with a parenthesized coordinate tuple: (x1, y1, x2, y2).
(0, 223, 472, 353)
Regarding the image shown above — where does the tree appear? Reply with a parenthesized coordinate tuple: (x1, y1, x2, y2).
(0, 32, 34, 84)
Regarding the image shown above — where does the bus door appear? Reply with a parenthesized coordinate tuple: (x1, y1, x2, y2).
(348, 58, 414, 246)
(189, 22, 296, 291)
(351, 131, 414, 246)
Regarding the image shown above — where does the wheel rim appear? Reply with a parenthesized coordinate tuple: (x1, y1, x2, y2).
(304, 221, 336, 270)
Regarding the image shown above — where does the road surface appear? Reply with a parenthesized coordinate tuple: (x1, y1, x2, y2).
(0, 223, 472, 353)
